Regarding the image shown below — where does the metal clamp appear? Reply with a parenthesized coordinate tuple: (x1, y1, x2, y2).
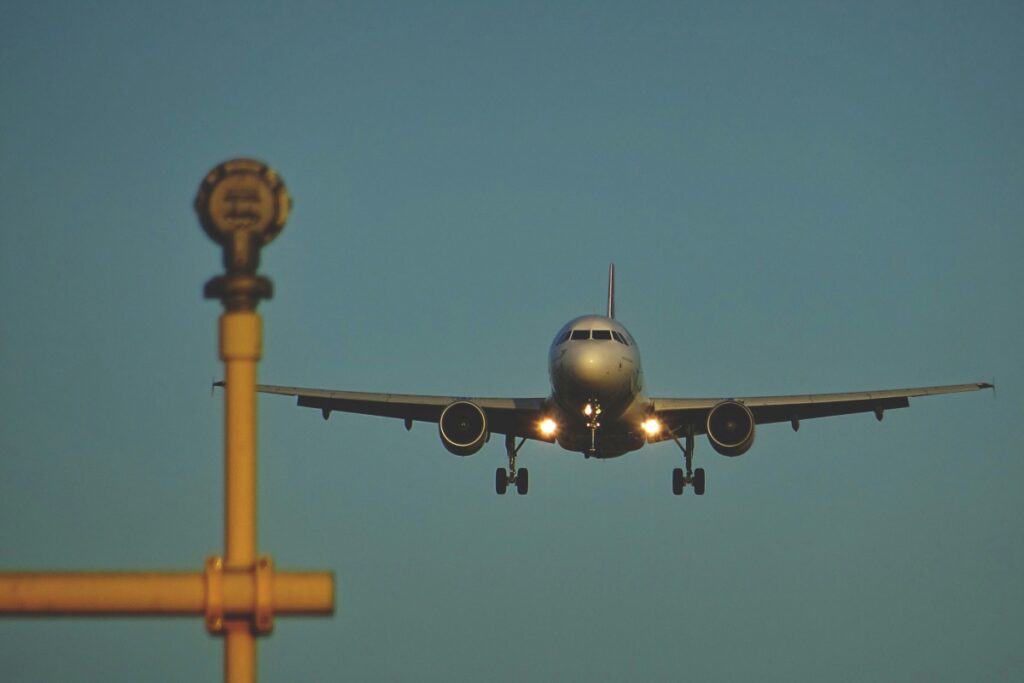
(254, 556, 274, 634)
(205, 556, 225, 633)
(204, 555, 275, 635)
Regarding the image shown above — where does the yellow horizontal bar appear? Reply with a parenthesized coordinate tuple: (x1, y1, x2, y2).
(0, 571, 334, 616)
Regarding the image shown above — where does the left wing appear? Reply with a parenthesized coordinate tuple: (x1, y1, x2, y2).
(649, 381, 992, 440)
(247, 384, 550, 440)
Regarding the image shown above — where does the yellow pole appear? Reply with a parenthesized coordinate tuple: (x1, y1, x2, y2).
(0, 573, 202, 613)
(0, 571, 333, 615)
(220, 310, 262, 682)
(0, 160, 335, 682)
(222, 311, 260, 565)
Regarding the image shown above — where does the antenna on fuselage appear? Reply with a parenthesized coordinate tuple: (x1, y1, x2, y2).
(607, 262, 615, 319)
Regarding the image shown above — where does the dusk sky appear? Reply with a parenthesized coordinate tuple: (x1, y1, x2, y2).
(1, 2, 1021, 680)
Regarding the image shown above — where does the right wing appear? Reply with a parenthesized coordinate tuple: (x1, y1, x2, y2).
(649, 381, 992, 440)
(242, 383, 550, 440)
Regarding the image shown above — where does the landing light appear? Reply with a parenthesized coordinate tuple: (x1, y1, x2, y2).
(583, 404, 593, 416)
(642, 418, 662, 437)
(539, 418, 558, 436)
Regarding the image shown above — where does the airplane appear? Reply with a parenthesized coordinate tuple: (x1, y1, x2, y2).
(242, 264, 992, 496)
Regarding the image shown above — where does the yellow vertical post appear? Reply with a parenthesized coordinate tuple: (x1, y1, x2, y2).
(220, 311, 261, 682)
(222, 312, 260, 563)
(0, 158, 334, 682)
(198, 158, 291, 683)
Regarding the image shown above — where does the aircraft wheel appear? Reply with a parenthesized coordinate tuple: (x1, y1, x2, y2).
(495, 468, 508, 495)
(516, 468, 529, 495)
(693, 468, 706, 496)
(672, 468, 684, 496)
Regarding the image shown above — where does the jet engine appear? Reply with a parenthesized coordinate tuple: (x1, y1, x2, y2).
(706, 400, 756, 456)
(438, 401, 488, 456)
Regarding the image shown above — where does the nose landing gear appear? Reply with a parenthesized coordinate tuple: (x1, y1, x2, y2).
(584, 401, 602, 455)
(670, 424, 706, 496)
(496, 434, 529, 495)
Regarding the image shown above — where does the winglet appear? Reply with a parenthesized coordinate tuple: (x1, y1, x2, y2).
(607, 263, 615, 319)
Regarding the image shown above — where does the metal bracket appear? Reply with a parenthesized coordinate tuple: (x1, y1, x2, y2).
(204, 555, 274, 635)
(205, 556, 225, 633)
(254, 556, 274, 634)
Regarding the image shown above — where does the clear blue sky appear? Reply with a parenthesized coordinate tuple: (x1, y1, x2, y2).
(1, 2, 1021, 680)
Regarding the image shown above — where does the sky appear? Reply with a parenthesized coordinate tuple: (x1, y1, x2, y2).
(1, 1, 1022, 680)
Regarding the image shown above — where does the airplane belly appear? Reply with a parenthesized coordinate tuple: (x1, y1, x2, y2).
(556, 425, 644, 458)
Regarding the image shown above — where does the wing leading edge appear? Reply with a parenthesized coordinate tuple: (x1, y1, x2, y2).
(223, 380, 991, 445)
(245, 384, 550, 440)
(650, 381, 993, 440)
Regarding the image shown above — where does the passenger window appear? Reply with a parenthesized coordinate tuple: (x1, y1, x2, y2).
(570, 329, 590, 340)
(557, 330, 571, 344)
(592, 330, 612, 340)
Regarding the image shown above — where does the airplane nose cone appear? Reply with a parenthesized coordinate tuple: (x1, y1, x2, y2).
(561, 345, 615, 395)
(574, 349, 605, 384)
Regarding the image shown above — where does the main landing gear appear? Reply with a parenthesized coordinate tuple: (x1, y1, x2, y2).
(496, 434, 529, 495)
(670, 424, 705, 496)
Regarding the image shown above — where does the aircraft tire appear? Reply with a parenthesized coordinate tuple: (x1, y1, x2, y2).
(672, 468, 684, 495)
(693, 468, 706, 496)
(495, 468, 508, 495)
(516, 468, 529, 495)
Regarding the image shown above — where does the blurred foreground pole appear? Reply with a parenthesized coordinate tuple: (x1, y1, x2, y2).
(0, 159, 335, 683)
(221, 308, 261, 680)
(198, 158, 333, 682)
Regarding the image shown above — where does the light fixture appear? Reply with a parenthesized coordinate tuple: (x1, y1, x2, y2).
(539, 418, 558, 436)
(641, 418, 662, 437)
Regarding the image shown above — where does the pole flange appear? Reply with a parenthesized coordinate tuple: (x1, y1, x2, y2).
(205, 556, 225, 633)
(253, 556, 274, 635)
(204, 555, 277, 635)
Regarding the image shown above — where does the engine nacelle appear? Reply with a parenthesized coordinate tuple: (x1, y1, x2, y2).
(438, 401, 488, 456)
(706, 400, 755, 457)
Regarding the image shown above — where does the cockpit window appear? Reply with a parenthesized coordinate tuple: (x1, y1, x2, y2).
(592, 330, 612, 340)
(612, 331, 629, 345)
(557, 330, 572, 344)
(570, 329, 590, 340)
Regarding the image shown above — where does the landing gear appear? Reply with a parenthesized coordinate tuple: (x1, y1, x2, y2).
(584, 401, 602, 455)
(516, 468, 529, 495)
(496, 434, 529, 495)
(670, 424, 706, 496)
(672, 468, 684, 495)
(692, 467, 705, 496)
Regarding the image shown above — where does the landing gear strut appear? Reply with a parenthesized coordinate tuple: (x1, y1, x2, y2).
(671, 424, 705, 496)
(584, 401, 602, 455)
(496, 434, 529, 495)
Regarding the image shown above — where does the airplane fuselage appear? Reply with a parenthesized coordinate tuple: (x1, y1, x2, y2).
(547, 315, 649, 457)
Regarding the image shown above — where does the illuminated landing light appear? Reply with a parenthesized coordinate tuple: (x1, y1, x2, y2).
(539, 418, 558, 437)
(584, 403, 593, 416)
(642, 418, 662, 437)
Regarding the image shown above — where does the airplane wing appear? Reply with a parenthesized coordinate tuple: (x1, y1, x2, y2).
(649, 381, 993, 440)
(245, 384, 551, 440)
